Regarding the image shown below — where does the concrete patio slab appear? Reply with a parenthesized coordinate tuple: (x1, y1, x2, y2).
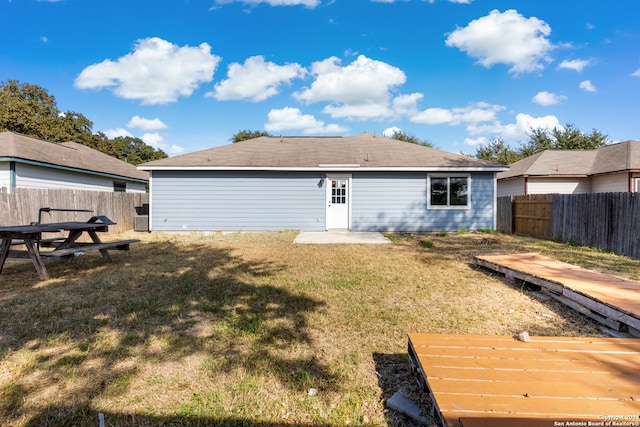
(294, 231, 392, 244)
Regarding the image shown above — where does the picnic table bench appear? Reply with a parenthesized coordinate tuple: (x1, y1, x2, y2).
(0, 215, 139, 280)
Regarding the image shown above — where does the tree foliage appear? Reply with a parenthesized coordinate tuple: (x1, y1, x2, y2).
(0, 80, 167, 165)
(231, 129, 272, 143)
(474, 137, 522, 165)
(388, 130, 434, 148)
(474, 124, 609, 165)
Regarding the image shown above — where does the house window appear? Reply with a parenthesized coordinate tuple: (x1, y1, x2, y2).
(428, 175, 469, 208)
(113, 181, 126, 192)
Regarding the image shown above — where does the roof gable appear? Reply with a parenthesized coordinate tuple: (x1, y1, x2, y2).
(0, 131, 148, 182)
(139, 133, 506, 171)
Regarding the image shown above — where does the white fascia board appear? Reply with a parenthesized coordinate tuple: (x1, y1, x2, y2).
(139, 165, 508, 173)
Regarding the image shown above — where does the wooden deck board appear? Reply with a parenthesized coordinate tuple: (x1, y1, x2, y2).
(408, 333, 640, 427)
(474, 253, 640, 332)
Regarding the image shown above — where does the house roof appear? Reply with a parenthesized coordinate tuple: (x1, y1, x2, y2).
(498, 140, 640, 180)
(0, 131, 149, 182)
(139, 133, 507, 172)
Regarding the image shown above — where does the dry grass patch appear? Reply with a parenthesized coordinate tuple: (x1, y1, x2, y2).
(1, 230, 637, 426)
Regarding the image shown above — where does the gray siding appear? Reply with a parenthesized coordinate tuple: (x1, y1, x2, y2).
(351, 172, 495, 231)
(151, 170, 496, 232)
(151, 171, 326, 231)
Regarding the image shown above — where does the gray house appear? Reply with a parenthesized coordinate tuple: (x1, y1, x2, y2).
(0, 131, 149, 193)
(138, 133, 507, 232)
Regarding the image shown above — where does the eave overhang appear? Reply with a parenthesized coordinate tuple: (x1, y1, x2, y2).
(1, 157, 149, 184)
(139, 165, 509, 173)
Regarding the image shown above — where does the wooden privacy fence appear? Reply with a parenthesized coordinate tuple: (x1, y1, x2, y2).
(498, 193, 640, 259)
(0, 188, 148, 234)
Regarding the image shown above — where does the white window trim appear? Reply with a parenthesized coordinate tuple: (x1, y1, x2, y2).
(427, 174, 471, 210)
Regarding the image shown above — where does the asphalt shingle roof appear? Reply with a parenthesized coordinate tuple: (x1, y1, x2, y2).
(498, 140, 640, 180)
(0, 131, 149, 182)
(139, 133, 506, 170)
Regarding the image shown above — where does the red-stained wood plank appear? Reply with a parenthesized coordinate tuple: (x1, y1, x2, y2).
(408, 333, 640, 427)
(473, 253, 640, 331)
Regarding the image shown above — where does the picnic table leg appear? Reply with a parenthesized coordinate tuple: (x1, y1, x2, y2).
(88, 230, 113, 262)
(0, 238, 11, 274)
(24, 239, 49, 280)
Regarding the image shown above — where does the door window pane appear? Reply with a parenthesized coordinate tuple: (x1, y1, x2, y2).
(332, 179, 347, 204)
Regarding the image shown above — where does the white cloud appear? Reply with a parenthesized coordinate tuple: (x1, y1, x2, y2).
(464, 136, 490, 146)
(142, 133, 184, 156)
(532, 91, 566, 106)
(74, 37, 220, 105)
(445, 9, 553, 74)
(412, 108, 453, 125)
(411, 102, 504, 126)
(558, 59, 590, 72)
(213, 0, 319, 7)
(382, 126, 402, 137)
(104, 128, 132, 139)
(322, 103, 393, 120)
(471, 113, 560, 141)
(104, 127, 183, 156)
(293, 55, 407, 120)
(632, 69, 640, 77)
(579, 80, 597, 92)
(208, 55, 305, 102)
(264, 107, 348, 134)
(502, 113, 561, 140)
(391, 93, 423, 117)
(40, 36, 48, 43)
(127, 115, 168, 131)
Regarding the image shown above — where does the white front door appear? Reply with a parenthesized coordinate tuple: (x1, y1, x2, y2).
(326, 175, 350, 229)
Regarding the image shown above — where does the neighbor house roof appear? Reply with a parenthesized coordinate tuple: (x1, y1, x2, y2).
(0, 131, 149, 182)
(139, 133, 507, 172)
(498, 140, 640, 180)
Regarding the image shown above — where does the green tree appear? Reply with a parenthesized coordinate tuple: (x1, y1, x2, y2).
(0, 79, 59, 139)
(519, 123, 607, 157)
(474, 137, 522, 165)
(231, 129, 272, 143)
(388, 130, 434, 148)
(475, 123, 609, 164)
(87, 134, 167, 164)
(0, 80, 167, 165)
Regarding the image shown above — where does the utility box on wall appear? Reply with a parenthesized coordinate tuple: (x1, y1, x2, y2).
(134, 215, 149, 232)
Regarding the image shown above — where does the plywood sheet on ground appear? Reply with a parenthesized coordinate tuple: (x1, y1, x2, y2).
(474, 253, 640, 331)
(408, 333, 640, 427)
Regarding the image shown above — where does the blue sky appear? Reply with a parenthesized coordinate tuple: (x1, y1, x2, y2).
(1, 0, 639, 156)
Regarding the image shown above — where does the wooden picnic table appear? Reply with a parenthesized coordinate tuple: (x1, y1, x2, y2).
(0, 216, 138, 280)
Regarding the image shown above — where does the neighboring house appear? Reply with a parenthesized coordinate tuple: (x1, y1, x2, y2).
(138, 133, 507, 232)
(0, 131, 149, 193)
(497, 140, 640, 197)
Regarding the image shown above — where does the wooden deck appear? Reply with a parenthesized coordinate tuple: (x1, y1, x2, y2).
(474, 253, 640, 336)
(408, 333, 640, 427)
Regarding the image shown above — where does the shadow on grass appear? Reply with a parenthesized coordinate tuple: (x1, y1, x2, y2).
(24, 405, 337, 426)
(0, 239, 334, 425)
